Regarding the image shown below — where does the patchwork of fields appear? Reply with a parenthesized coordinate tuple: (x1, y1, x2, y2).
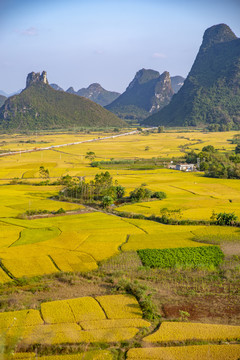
(0, 130, 239, 279)
(0, 210, 225, 280)
(0, 129, 239, 358)
(1, 294, 240, 359)
(1, 295, 150, 346)
(0, 209, 236, 281)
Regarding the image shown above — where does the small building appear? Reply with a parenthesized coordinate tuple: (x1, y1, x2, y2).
(175, 163, 195, 172)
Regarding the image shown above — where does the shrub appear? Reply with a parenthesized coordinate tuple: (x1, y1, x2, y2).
(53, 208, 66, 214)
(215, 212, 238, 225)
(102, 195, 114, 208)
(235, 144, 240, 154)
(115, 185, 125, 199)
(26, 209, 48, 216)
(202, 145, 215, 152)
(130, 187, 153, 202)
(151, 191, 167, 200)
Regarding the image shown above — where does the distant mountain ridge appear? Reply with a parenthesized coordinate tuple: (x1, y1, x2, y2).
(0, 89, 22, 97)
(106, 69, 176, 121)
(0, 71, 126, 130)
(50, 83, 64, 92)
(49, 82, 120, 106)
(143, 24, 240, 129)
(66, 83, 120, 106)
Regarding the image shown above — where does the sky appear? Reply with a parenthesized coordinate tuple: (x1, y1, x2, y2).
(0, 0, 240, 94)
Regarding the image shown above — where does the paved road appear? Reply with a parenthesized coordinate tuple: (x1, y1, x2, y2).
(0, 128, 156, 157)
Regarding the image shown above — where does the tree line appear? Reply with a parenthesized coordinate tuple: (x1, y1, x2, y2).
(185, 144, 240, 179)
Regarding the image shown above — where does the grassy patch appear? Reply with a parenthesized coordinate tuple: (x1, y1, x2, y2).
(11, 227, 61, 247)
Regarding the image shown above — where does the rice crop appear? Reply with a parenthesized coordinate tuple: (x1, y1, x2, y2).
(1, 256, 58, 278)
(192, 226, 240, 244)
(0, 267, 12, 283)
(0, 209, 237, 282)
(96, 295, 142, 319)
(11, 353, 36, 359)
(143, 321, 240, 343)
(122, 232, 207, 251)
(68, 297, 106, 322)
(18, 323, 82, 345)
(0, 222, 23, 248)
(127, 344, 240, 359)
(80, 318, 151, 330)
(1, 295, 147, 346)
(14, 351, 114, 360)
(0, 309, 43, 329)
(42, 231, 89, 250)
(8, 324, 139, 345)
(77, 327, 140, 343)
(41, 296, 106, 324)
(49, 251, 97, 272)
(0, 129, 240, 283)
(41, 300, 76, 324)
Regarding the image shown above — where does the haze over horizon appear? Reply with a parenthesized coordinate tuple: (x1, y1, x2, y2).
(0, 0, 240, 94)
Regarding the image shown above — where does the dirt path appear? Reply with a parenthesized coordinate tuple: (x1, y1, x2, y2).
(27, 207, 96, 219)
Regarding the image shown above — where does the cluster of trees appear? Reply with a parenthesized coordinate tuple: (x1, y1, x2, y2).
(59, 172, 166, 208)
(129, 187, 166, 202)
(59, 171, 125, 208)
(230, 134, 240, 145)
(207, 123, 238, 132)
(185, 145, 240, 179)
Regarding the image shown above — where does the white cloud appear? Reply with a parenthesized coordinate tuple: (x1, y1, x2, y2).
(19, 27, 38, 36)
(152, 52, 166, 59)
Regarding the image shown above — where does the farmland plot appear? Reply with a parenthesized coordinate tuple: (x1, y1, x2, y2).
(0, 295, 150, 346)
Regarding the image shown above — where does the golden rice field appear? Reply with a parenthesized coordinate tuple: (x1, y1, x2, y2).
(0, 212, 143, 280)
(0, 130, 239, 281)
(0, 209, 230, 282)
(0, 130, 239, 357)
(0, 130, 238, 177)
(0, 129, 237, 154)
(115, 170, 240, 221)
(8, 345, 240, 360)
(143, 321, 240, 343)
(127, 344, 240, 360)
(11, 351, 114, 360)
(0, 130, 240, 222)
(0, 295, 150, 346)
(0, 184, 82, 218)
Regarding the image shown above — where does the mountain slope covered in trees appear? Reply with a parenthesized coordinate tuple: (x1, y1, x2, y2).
(74, 83, 120, 106)
(106, 69, 174, 121)
(0, 72, 126, 130)
(143, 24, 240, 130)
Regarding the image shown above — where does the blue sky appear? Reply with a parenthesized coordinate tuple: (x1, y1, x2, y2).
(0, 0, 240, 93)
